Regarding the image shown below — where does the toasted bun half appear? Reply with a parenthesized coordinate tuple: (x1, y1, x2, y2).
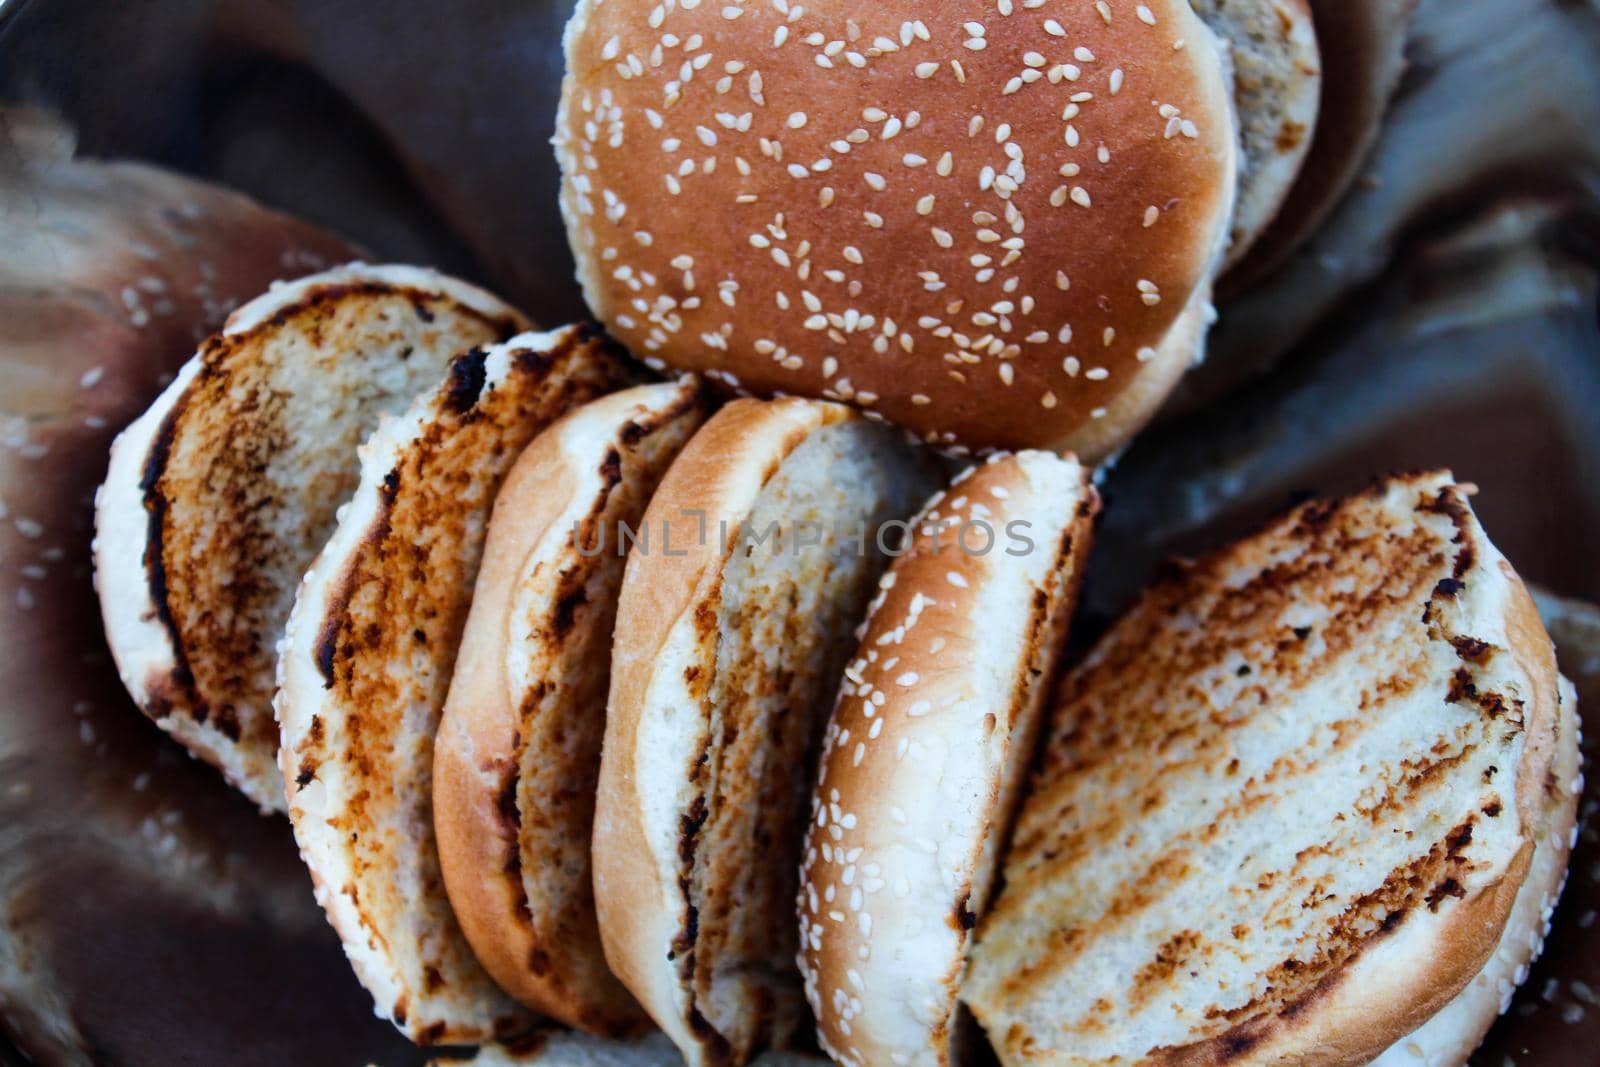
(966, 472, 1561, 1066)
(798, 452, 1098, 1067)
(1222, 0, 1417, 292)
(438, 1032, 825, 1066)
(594, 398, 943, 1064)
(94, 264, 526, 812)
(1190, 0, 1322, 266)
(434, 379, 715, 1035)
(1372, 676, 1580, 1065)
(276, 326, 632, 1044)
(557, 0, 1237, 458)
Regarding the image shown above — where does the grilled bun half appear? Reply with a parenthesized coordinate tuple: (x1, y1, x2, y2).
(594, 398, 943, 1065)
(1371, 677, 1580, 1065)
(558, 0, 1237, 459)
(798, 452, 1098, 1067)
(276, 326, 632, 1044)
(1190, 0, 1322, 267)
(95, 264, 526, 812)
(434, 379, 715, 1035)
(966, 472, 1569, 1066)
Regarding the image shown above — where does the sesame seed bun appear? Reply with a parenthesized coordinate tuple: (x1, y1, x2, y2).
(593, 398, 943, 1064)
(798, 451, 1098, 1067)
(557, 0, 1238, 459)
(433, 379, 713, 1035)
(966, 473, 1563, 1065)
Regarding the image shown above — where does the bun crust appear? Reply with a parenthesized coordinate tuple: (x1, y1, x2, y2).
(558, 0, 1237, 458)
(966, 473, 1561, 1066)
(798, 452, 1098, 1067)
(95, 264, 526, 811)
(277, 326, 632, 1044)
(433, 379, 713, 1034)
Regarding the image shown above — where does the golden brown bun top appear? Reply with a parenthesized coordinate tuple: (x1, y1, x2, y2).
(558, 0, 1237, 457)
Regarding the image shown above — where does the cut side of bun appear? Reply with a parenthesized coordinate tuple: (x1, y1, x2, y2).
(1372, 677, 1580, 1065)
(799, 452, 1099, 1067)
(594, 398, 943, 1065)
(434, 378, 715, 1035)
(558, 0, 1238, 458)
(1221, 0, 1417, 292)
(276, 325, 633, 1044)
(967, 472, 1560, 1066)
(1190, 0, 1323, 267)
(95, 264, 527, 812)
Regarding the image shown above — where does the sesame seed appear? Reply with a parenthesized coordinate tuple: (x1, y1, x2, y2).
(931, 227, 953, 248)
(903, 153, 926, 167)
(788, 111, 808, 128)
(1143, 205, 1160, 227)
(946, 571, 969, 588)
(1086, 366, 1109, 380)
(1070, 186, 1091, 207)
(1137, 4, 1157, 25)
(915, 61, 939, 78)
(916, 194, 936, 215)
(863, 172, 886, 191)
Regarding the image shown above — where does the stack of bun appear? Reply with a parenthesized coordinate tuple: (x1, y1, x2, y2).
(75, 3, 1572, 1067)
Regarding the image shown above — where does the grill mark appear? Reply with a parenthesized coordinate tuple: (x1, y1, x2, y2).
(443, 347, 490, 413)
(1190, 819, 1481, 1043)
(998, 654, 1435, 1001)
(139, 395, 201, 718)
(315, 468, 401, 689)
